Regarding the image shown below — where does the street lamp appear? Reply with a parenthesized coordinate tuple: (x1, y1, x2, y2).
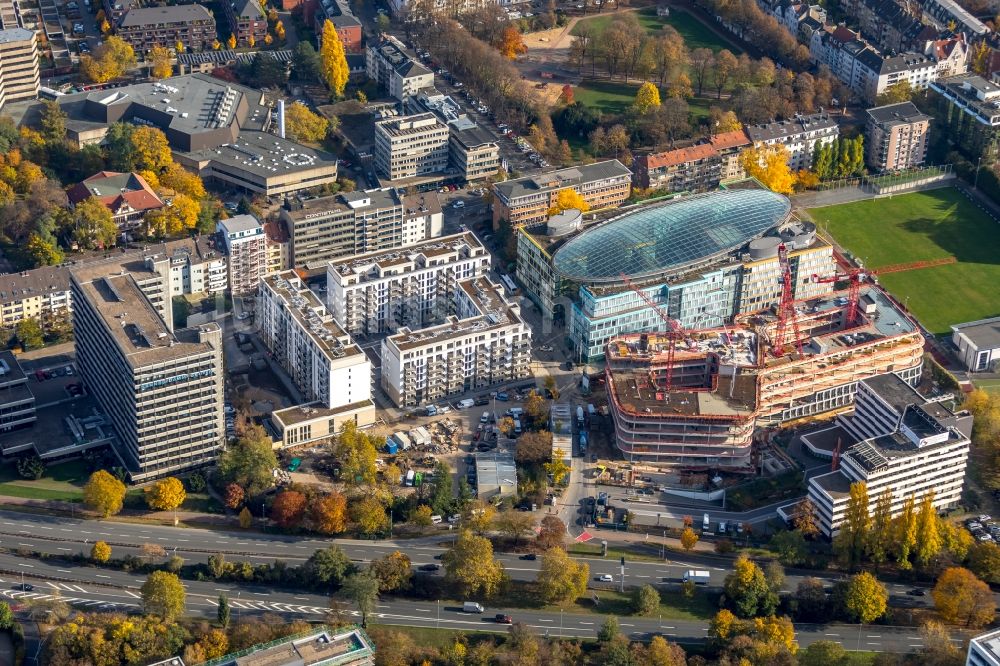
(975, 157, 984, 189)
(436, 599, 440, 630)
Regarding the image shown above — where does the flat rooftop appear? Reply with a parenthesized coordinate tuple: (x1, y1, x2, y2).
(202, 626, 374, 666)
(494, 160, 631, 202)
(810, 470, 852, 499)
(282, 188, 403, 221)
(188, 130, 337, 179)
(72, 272, 219, 368)
(263, 272, 362, 361)
(952, 315, 1000, 350)
(0, 350, 27, 385)
(846, 424, 965, 473)
(475, 451, 517, 493)
(328, 231, 484, 280)
(862, 372, 920, 412)
(969, 628, 1000, 666)
(271, 399, 375, 427)
(119, 3, 213, 26)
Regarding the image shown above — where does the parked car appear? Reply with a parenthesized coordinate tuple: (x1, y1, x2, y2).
(598, 574, 613, 582)
(420, 563, 440, 571)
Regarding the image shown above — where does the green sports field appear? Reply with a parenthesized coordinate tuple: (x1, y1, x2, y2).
(809, 188, 1000, 336)
(571, 7, 739, 54)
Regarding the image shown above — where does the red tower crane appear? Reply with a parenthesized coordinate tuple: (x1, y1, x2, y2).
(772, 243, 805, 357)
(621, 273, 685, 392)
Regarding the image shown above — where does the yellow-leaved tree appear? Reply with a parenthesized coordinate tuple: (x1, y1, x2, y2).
(320, 19, 349, 97)
(83, 470, 127, 517)
(145, 477, 187, 511)
(284, 102, 330, 142)
(843, 571, 887, 624)
(149, 45, 173, 79)
(547, 188, 589, 217)
(131, 125, 172, 173)
(633, 82, 662, 114)
(228, 33, 237, 50)
(740, 144, 795, 195)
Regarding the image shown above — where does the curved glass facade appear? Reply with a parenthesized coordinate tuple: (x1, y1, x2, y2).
(551, 190, 791, 283)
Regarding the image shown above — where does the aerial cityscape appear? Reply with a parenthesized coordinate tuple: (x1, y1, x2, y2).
(2, 0, 1000, 662)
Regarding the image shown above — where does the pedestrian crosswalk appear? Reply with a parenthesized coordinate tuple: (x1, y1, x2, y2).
(1, 588, 139, 611)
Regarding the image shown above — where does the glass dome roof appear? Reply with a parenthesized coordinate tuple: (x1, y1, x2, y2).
(551, 189, 791, 283)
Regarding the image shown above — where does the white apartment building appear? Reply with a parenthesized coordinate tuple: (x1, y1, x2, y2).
(807, 373, 971, 537)
(326, 231, 490, 337)
(374, 113, 450, 181)
(968, 628, 1000, 666)
(0, 28, 38, 112)
(217, 215, 266, 296)
(365, 34, 434, 102)
(279, 188, 443, 268)
(380, 276, 532, 406)
(258, 271, 373, 413)
(71, 266, 225, 482)
(746, 114, 840, 171)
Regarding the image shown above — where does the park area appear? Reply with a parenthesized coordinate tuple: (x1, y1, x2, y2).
(809, 188, 1000, 336)
(572, 79, 714, 117)
(570, 7, 740, 54)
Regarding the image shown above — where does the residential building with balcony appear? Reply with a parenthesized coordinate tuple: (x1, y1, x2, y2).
(315, 0, 362, 52)
(866, 101, 930, 171)
(366, 35, 433, 102)
(0, 27, 38, 112)
(264, 219, 290, 276)
(492, 160, 632, 229)
(0, 351, 35, 433)
(218, 215, 266, 296)
(746, 113, 839, 171)
(807, 373, 971, 537)
(373, 113, 449, 181)
(116, 5, 216, 53)
(224, 0, 267, 47)
(632, 142, 722, 192)
(71, 265, 225, 481)
(928, 74, 1000, 163)
(280, 188, 443, 268)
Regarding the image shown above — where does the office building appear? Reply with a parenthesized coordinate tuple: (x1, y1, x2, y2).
(928, 74, 1000, 163)
(449, 124, 500, 182)
(0, 351, 35, 433)
(71, 265, 225, 481)
(280, 188, 443, 269)
(116, 5, 216, 54)
(217, 215, 266, 296)
(224, 0, 267, 47)
(366, 35, 433, 102)
(605, 286, 925, 469)
(258, 270, 374, 417)
(746, 114, 839, 171)
(373, 113, 450, 182)
(951, 316, 1000, 372)
(492, 160, 632, 229)
(380, 276, 531, 407)
(807, 374, 971, 537)
(865, 102, 930, 171)
(44, 74, 339, 196)
(327, 231, 489, 337)
(515, 188, 836, 360)
(67, 171, 165, 230)
(0, 28, 38, 112)
(968, 627, 1000, 666)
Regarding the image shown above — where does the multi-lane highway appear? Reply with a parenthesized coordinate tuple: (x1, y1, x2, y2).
(0, 549, 944, 653)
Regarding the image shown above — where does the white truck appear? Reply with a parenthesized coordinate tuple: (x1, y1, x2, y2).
(683, 570, 711, 585)
(463, 602, 485, 613)
(702, 513, 710, 533)
(576, 405, 585, 427)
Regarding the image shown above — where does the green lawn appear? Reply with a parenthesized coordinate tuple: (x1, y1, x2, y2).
(574, 79, 641, 115)
(973, 378, 1000, 396)
(810, 188, 1000, 335)
(571, 7, 739, 54)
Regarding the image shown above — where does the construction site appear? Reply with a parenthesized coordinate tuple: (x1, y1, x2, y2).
(605, 247, 932, 472)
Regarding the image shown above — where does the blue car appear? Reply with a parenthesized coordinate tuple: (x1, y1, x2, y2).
(496, 392, 509, 401)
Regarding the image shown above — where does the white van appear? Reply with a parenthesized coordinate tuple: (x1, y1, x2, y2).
(463, 602, 484, 613)
(457, 398, 475, 409)
(481, 411, 490, 423)
(431, 514, 443, 524)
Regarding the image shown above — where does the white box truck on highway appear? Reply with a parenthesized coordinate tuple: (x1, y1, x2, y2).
(463, 602, 485, 613)
(702, 513, 710, 532)
(683, 570, 711, 585)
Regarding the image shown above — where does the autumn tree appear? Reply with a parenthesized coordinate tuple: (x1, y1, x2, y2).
(284, 102, 330, 143)
(160, 163, 206, 200)
(320, 19, 349, 97)
(238, 506, 252, 529)
(723, 554, 778, 618)
(875, 80, 914, 105)
(228, 33, 237, 49)
(866, 487, 893, 567)
(915, 491, 942, 568)
(224, 483, 245, 509)
(270, 490, 307, 528)
(80, 36, 136, 83)
(351, 496, 388, 535)
(15, 319, 44, 351)
(689, 48, 715, 95)
(933, 567, 996, 628)
(410, 504, 433, 526)
(544, 450, 571, 485)
(680, 527, 699, 551)
(843, 571, 887, 624)
(442, 529, 504, 597)
(72, 197, 117, 250)
(833, 481, 870, 567)
(83, 470, 127, 517)
(370, 551, 412, 592)
(498, 25, 527, 60)
(311, 492, 348, 534)
(217, 426, 277, 496)
(536, 547, 588, 605)
(149, 46, 173, 79)
(632, 584, 661, 616)
(493, 509, 535, 546)
(713, 49, 738, 98)
(547, 188, 589, 216)
(91, 541, 111, 563)
(464, 499, 496, 534)
(145, 477, 186, 511)
(740, 144, 795, 195)
(535, 515, 567, 550)
(633, 82, 661, 114)
(559, 84, 574, 104)
(893, 494, 918, 569)
(336, 421, 379, 486)
(515, 431, 552, 465)
(141, 571, 186, 620)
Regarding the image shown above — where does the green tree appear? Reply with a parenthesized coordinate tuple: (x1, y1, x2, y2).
(217, 593, 230, 627)
(915, 490, 942, 568)
(536, 547, 588, 605)
(140, 571, 186, 620)
(771, 529, 808, 565)
(598, 616, 620, 642)
(15, 455, 44, 480)
(833, 481, 869, 567)
(0, 602, 13, 631)
(91, 540, 111, 563)
(39, 100, 67, 143)
(341, 571, 379, 627)
(72, 196, 117, 250)
(15, 318, 44, 351)
(632, 584, 660, 616)
(303, 546, 353, 588)
(83, 469, 127, 517)
(633, 81, 661, 114)
(843, 571, 887, 624)
(293, 41, 321, 81)
(442, 529, 504, 597)
(320, 19, 349, 97)
(217, 426, 277, 496)
(798, 640, 849, 666)
(105, 122, 138, 172)
(337, 421, 378, 486)
(723, 554, 778, 618)
(876, 80, 914, 105)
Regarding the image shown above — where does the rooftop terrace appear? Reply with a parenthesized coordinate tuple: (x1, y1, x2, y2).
(263, 272, 361, 362)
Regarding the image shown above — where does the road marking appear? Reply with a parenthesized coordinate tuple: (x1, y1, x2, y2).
(294, 596, 310, 600)
(57, 548, 72, 552)
(124, 591, 140, 598)
(824, 633, 841, 637)
(414, 608, 431, 612)
(17, 543, 32, 547)
(866, 642, 880, 646)
(662, 626, 675, 630)
(18, 563, 33, 568)
(96, 575, 110, 579)
(253, 592, 270, 597)
(538, 619, 552, 623)
(46, 582, 60, 590)
(579, 621, 593, 625)
(868, 635, 882, 638)
(620, 623, 634, 627)
(57, 569, 72, 574)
